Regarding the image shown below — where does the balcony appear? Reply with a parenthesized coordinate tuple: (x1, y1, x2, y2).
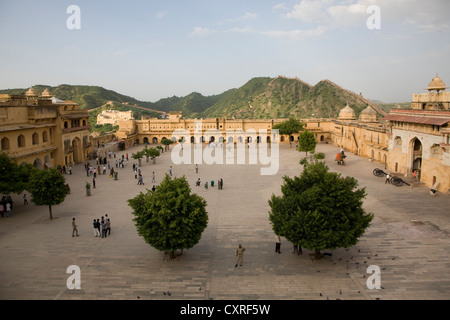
(62, 125, 90, 134)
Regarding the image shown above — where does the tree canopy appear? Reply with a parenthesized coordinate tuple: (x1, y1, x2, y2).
(273, 118, 303, 146)
(144, 147, 160, 163)
(28, 168, 70, 220)
(0, 153, 35, 195)
(268, 161, 373, 258)
(273, 118, 303, 134)
(161, 137, 174, 150)
(298, 129, 316, 158)
(128, 174, 208, 259)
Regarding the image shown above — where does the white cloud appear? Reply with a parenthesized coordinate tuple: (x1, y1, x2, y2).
(156, 11, 168, 19)
(285, 0, 334, 22)
(273, 3, 287, 10)
(225, 26, 256, 34)
(284, 0, 450, 32)
(239, 12, 258, 20)
(189, 27, 216, 37)
(262, 26, 327, 41)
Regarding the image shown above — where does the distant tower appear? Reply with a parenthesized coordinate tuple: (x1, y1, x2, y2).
(25, 87, 39, 104)
(338, 103, 356, 121)
(41, 88, 53, 99)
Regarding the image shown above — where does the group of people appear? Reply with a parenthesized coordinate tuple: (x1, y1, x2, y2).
(93, 215, 111, 238)
(195, 178, 224, 190)
(275, 235, 302, 255)
(72, 215, 112, 238)
(56, 164, 72, 175)
(235, 236, 302, 268)
(0, 195, 13, 218)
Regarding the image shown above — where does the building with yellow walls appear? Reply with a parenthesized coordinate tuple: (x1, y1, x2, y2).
(384, 75, 450, 193)
(115, 75, 449, 193)
(0, 88, 92, 169)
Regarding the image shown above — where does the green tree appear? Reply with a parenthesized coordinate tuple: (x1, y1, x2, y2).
(313, 152, 325, 161)
(0, 153, 36, 195)
(273, 118, 303, 147)
(161, 137, 174, 151)
(298, 129, 316, 158)
(128, 174, 208, 260)
(144, 147, 160, 164)
(28, 168, 70, 220)
(269, 161, 373, 259)
(132, 150, 145, 166)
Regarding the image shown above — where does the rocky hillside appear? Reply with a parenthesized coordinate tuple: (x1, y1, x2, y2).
(204, 76, 389, 119)
(1, 76, 393, 119)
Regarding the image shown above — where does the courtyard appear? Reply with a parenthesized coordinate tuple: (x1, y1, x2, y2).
(0, 142, 449, 300)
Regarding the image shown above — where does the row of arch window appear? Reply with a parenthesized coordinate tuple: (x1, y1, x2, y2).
(1, 131, 50, 151)
(142, 134, 325, 144)
(393, 136, 442, 159)
(143, 135, 285, 144)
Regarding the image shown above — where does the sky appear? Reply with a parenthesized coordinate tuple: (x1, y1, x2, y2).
(0, 0, 449, 103)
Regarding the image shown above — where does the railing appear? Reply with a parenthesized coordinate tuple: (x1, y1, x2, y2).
(62, 125, 90, 134)
(65, 146, 74, 154)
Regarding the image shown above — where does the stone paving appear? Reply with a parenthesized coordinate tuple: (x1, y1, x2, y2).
(0, 142, 449, 300)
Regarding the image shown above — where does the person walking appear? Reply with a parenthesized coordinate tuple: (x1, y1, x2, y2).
(385, 173, 390, 184)
(101, 218, 107, 238)
(23, 193, 28, 205)
(195, 164, 198, 174)
(169, 166, 172, 177)
(72, 218, 79, 237)
(275, 235, 282, 253)
(235, 244, 246, 268)
(5, 202, 11, 218)
(93, 219, 100, 237)
(293, 243, 302, 255)
(152, 172, 155, 183)
(106, 218, 111, 236)
(96, 219, 101, 237)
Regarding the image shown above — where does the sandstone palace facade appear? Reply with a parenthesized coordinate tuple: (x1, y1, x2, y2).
(0, 88, 93, 169)
(1, 76, 448, 193)
(116, 76, 449, 193)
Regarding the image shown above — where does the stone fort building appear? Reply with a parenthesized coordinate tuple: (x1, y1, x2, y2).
(0, 88, 93, 169)
(115, 75, 449, 193)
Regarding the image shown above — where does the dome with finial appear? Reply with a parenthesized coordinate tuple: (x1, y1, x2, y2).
(25, 87, 38, 98)
(427, 74, 447, 92)
(359, 105, 377, 122)
(41, 88, 53, 99)
(338, 103, 356, 120)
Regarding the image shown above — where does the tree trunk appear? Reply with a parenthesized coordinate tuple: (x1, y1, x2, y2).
(48, 205, 53, 220)
(315, 249, 322, 259)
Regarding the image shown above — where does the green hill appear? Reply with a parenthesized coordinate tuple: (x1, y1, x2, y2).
(203, 77, 390, 119)
(1, 77, 399, 120)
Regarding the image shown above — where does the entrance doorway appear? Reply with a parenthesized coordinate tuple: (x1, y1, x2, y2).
(72, 137, 82, 163)
(410, 138, 422, 180)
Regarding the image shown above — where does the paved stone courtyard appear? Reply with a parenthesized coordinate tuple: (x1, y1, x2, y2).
(0, 143, 449, 300)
